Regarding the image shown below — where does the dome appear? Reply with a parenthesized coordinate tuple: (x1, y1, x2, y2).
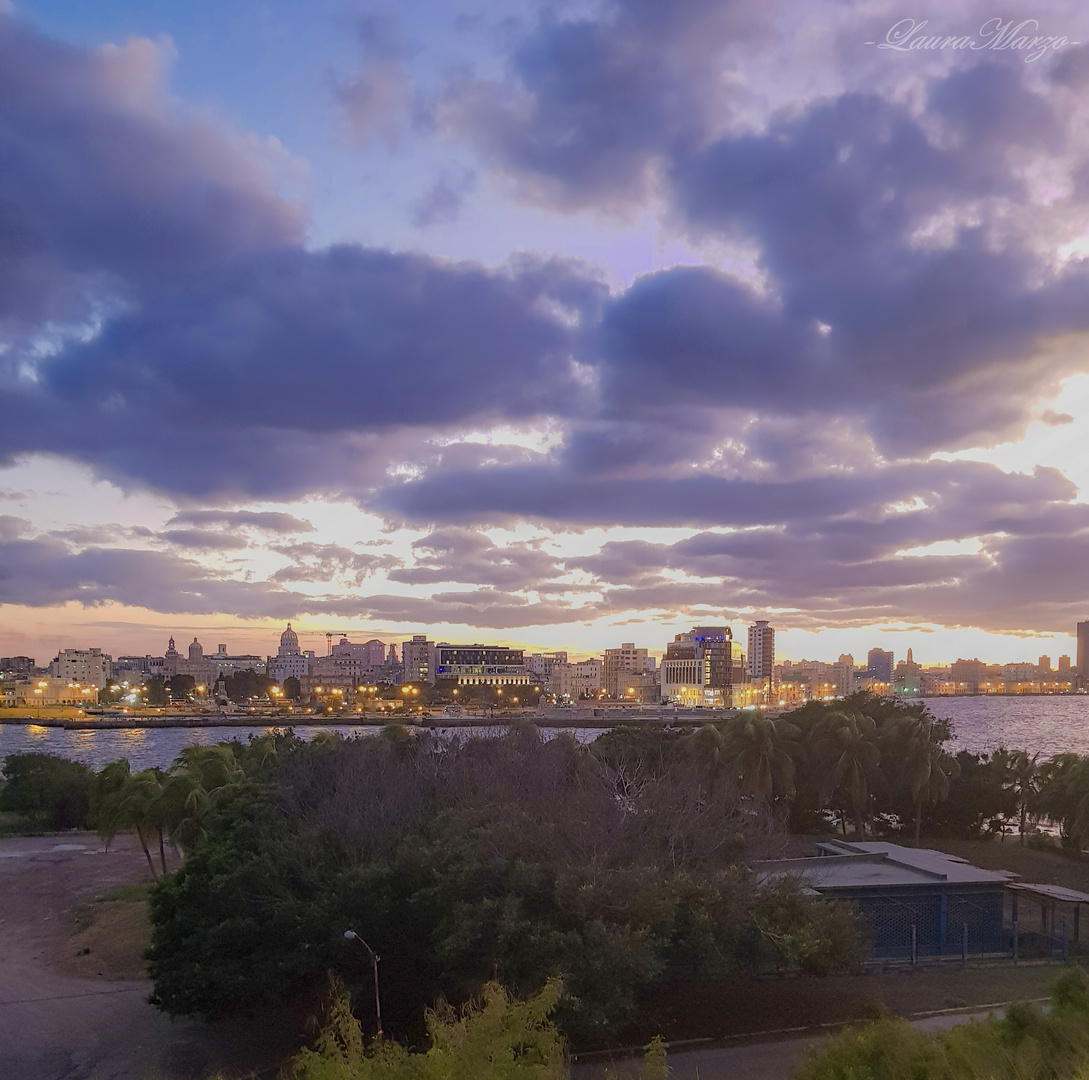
(188, 637, 204, 661)
(279, 622, 300, 655)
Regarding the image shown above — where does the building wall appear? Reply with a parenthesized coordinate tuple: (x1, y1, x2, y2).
(48, 648, 111, 689)
(747, 621, 774, 682)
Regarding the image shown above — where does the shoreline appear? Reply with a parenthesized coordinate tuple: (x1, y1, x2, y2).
(0, 712, 713, 731)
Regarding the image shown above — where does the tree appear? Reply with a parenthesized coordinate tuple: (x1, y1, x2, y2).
(284, 676, 302, 700)
(166, 674, 195, 702)
(810, 712, 881, 838)
(224, 668, 273, 703)
(0, 753, 93, 829)
(88, 759, 132, 851)
(721, 712, 803, 800)
(1009, 750, 1041, 846)
(887, 716, 959, 844)
(144, 676, 168, 706)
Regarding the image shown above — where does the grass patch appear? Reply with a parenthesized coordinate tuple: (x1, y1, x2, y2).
(0, 810, 52, 837)
(927, 838, 1089, 894)
(96, 882, 154, 903)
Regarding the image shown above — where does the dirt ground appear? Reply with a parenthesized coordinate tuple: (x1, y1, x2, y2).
(0, 832, 301, 1080)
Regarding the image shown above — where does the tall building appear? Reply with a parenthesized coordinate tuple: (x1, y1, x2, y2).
(603, 643, 655, 698)
(867, 648, 894, 685)
(402, 635, 437, 684)
(747, 621, 775, 683)
(894, 649, 923, 695)
(660, 626, 741, 708)
(48, 648, 111, 689)
(1078, 620, 1089, 683)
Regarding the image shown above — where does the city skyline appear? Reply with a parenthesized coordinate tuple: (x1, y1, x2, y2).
(3, 3, 1089, 662)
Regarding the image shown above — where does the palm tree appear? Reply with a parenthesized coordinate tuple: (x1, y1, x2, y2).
(88, 759, 132, 853)
(1009, 750, 1040, 846)
(889, 716, 959, 844)
(119, 768, 170, 879)
(810, 711, 881, 838)
(722, 712, 803, 800)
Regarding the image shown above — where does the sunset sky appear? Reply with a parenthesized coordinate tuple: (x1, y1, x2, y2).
(2, 0, 1089, 666)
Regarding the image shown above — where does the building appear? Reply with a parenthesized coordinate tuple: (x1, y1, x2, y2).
(433, 644, 529, 687)
(747, 621, 775, 684)
(660, 626, 742, 708)
(1079, 621, 1089, 684)
(2, 675, 99, 708)
(832, 654, 855, 698)
(112, 655, 167, 680)
(951, 658, 986, 694)
(526, 652, 567, 681)
(0, 656, 36, 675)
(894, 649, 923, 695)
(754, 840, 1015, 960)
(268, 624, 311, 684)
(206, 643, 266, 678)
(603, 643, 655, 698)
(867, 648, 894, 685)
(617, 670, 661, 704)
(329, 637, 388, 665)
(48, 648, 111, 689)
(549, 658, 603, 699)
(402, 635, 437, 684)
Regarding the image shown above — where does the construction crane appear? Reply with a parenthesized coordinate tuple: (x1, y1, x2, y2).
(325, 631, 352, 655)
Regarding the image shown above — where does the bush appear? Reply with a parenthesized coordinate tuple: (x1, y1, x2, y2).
(794, 966, 1089, 1080)
(0, 753, 93, 829)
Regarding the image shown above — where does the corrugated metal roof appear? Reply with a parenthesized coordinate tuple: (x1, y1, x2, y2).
(753, 840, 1017, 891)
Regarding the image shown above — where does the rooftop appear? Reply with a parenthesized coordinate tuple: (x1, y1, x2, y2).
(753, 840, 1018, 892)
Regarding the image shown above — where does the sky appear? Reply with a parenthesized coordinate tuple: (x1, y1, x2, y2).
(2, 0, 1089, 666)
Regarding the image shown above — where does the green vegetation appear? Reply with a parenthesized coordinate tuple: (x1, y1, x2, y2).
(0, 752, 93, 829)
(145, 725, 865, 1048)
(795, 966, 1089, 1080)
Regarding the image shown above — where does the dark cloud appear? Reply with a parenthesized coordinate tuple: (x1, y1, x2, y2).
(1, 248, 603, 497)
(439, 0, 771, 209)
(0, 14, 303, 337)
(389, 527, 561, 588)
(0, 535, 308, 617)
(166, 510, 315, 534)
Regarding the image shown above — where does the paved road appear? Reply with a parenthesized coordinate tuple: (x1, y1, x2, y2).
(571, 1006, 1021, 1080)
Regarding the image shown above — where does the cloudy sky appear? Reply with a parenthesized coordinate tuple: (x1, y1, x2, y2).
(2, 0, 1089, 666)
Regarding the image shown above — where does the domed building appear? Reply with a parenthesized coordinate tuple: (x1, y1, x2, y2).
(268, 623, 310, 683)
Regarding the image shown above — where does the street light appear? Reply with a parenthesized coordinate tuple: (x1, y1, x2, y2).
(343, 930, 382, 1038)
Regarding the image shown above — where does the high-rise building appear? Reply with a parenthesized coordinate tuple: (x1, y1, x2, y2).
(603, 643, 655, 698)
(1078, 621, 1089, 683)
(660, 626, 741, 708)
(402, 635, 437, 684)
(867, 648, 894, 685)
(747, 621, 775, 683)
(526, 652, 568, 681)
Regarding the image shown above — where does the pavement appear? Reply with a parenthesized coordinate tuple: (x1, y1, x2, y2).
(570, 1004, 1034, 1080)
(0, 832, 295, 1080)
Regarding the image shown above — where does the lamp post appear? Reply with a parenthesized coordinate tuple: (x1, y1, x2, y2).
(343, 929, 382, 1038)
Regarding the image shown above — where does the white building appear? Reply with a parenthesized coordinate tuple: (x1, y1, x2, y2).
(48, 648, 111, 689)
(526, 651, 567, 681)
(747, 621, 774, 683)
(267, 624, 310, 683)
